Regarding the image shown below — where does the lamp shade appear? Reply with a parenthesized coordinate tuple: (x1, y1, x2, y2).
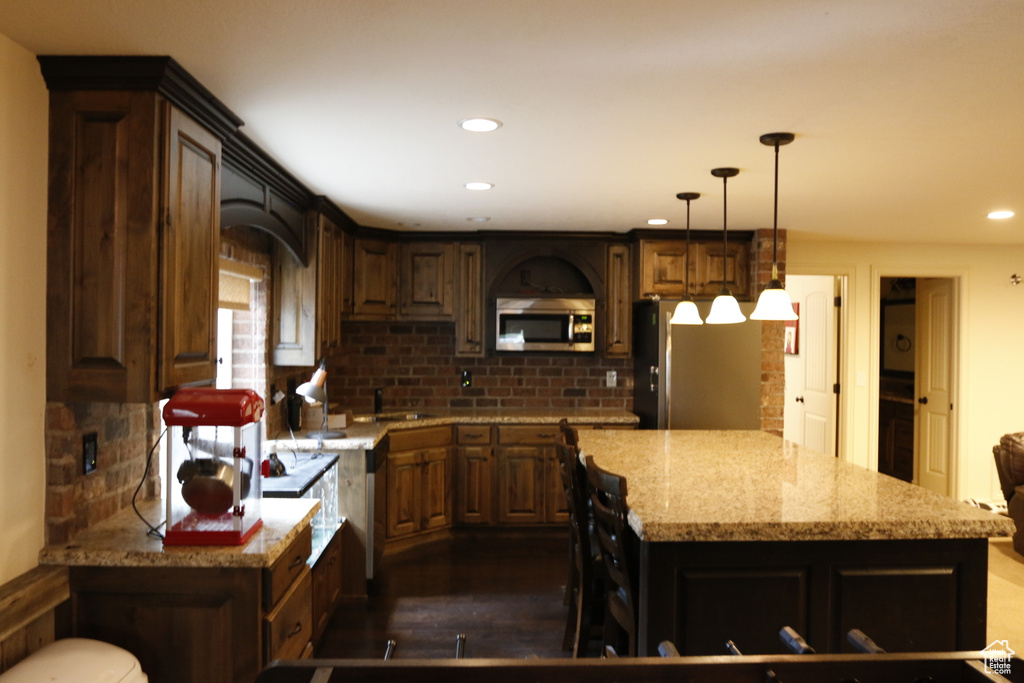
(706, 289, 746, 324)
(295, 362, 328, 404)
(750, 280, 799, 321)
(670, 299, 704, 325)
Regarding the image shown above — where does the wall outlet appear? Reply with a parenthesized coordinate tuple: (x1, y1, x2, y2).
(606, 370, 617, 388)
(82, 432, 98, 475)
(461, 370, 472, 387)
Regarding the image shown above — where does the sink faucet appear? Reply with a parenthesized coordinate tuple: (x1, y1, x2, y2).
(374, 387, 384, 414)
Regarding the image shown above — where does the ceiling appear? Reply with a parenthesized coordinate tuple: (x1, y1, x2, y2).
(2, 0, 1022, 244)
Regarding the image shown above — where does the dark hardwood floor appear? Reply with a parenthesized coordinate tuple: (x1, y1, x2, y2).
(318, 530, 584, 660)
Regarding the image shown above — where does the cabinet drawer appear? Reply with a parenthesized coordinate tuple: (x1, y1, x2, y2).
(264, 567, 313, 662)
(264, 525, 312, 610)
(456, 425, 492, 445)
(498, 425, 561, 445)
(388, 425, 453, 452)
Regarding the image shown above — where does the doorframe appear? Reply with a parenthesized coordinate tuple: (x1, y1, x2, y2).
(870, 267, 964, 498)
(785, 268, 852, 464)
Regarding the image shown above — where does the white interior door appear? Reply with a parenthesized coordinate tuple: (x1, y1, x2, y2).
(784, 275, 837, 456)
(915, 278, 954, 496)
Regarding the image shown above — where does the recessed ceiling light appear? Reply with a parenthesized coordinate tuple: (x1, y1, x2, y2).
(466, 216, 491, 222)
(459, 118, 502, 132)
(648, 219, 669, 225)
(988, 210, 1015, 219)
(465, 182, 493, 191)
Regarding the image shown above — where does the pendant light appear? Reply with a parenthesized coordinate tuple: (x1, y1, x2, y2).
(705, 167, 746, 324)
(670, 192, 704, 325)
(750, 132, 799, 321)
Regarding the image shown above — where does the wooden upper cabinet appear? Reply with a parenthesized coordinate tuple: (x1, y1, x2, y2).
(351, 237, 397, 319)
(160, 106, 222, 390)
(455, 243, 484, 357)
(399, 241, 455, 320)
(639, 238, 750, 301)
(45, 88, 221, 401)
(693, 240, 750, 299)
(272, 211, 352, 367)
(604, 243, 631, 357)
(316, 216, 351, 355)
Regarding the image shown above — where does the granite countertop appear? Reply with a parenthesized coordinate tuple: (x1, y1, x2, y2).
(38, 498, 320, 569)
(577, 429, 1015, 543)
(271, 407, 639, 452)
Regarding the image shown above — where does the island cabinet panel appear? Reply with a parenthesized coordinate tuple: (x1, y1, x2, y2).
(46, 90, 221, 401)
(399, 241, 455, 320)
(641, 538, 989, 657)
(311, 528, 343, 645)
(351, 237, 397, 319)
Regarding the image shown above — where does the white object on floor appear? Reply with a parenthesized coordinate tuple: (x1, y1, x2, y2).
(0, 638, 147, 682)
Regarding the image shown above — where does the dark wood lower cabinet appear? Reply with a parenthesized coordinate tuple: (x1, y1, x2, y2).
(71, 566, 261, 683)
(639, 537, 988, 656)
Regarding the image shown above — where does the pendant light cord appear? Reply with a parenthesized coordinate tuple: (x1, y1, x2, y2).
(772, 140, 780, 267)
(722, 175, 728, 287)
(685, 199, 692, 295)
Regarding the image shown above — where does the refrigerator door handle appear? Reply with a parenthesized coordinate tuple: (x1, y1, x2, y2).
(649, 365, 659, 393)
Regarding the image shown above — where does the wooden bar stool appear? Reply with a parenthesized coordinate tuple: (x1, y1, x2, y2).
(585, 455, 638, 657)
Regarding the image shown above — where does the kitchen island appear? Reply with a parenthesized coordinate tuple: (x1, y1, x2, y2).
(577, 429, 1014, 656)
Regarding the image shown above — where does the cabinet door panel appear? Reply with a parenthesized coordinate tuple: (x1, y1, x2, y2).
(497, 447, 545, 524)
(387, 452, 420, 538)
(454, 446, 494, 525)
(694, 241, 749, 298)
(543, 445, 569, 523)
(455, 243, 484, 357)
(400, 242, 455, 320)
(161, 105, 220, 390)
(352, 238, 396, 319)
(420, 447, 451, 530)
(605, 243, 631, 357)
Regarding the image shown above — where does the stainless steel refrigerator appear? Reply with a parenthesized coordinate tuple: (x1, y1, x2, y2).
(633, 300, 762, 430)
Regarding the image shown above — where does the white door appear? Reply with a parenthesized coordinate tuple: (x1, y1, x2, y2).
(915, 278, 954, 496)
(784, 275, 837, 456)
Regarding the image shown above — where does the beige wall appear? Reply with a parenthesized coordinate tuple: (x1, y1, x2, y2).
(0, 33, 49, 584)
(789, 237, 1024, 502)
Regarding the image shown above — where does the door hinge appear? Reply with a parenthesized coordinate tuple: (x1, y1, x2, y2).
(833, 383, 841, 394)
(834, 296, 842, 307)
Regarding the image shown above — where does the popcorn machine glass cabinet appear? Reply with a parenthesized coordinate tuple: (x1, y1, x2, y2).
(162, 388, 265, 546)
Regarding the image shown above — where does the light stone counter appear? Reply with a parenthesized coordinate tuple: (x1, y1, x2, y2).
(271, 407, 638, 452)
(38, 497, 320, 569)
(578, 429, 1014, 543)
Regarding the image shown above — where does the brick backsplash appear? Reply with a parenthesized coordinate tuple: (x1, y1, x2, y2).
(327, 321, 634, 414)
(45, 401, 162, 544)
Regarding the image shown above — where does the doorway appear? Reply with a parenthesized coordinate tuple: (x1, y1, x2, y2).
(877, 277, 957, 497)
(784, 275, 840, 457)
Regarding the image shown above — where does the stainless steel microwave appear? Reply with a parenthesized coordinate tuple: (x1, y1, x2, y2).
(495, 297, 595, 352)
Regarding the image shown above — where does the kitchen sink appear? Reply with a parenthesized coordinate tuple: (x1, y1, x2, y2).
(353, 413, 433, 423)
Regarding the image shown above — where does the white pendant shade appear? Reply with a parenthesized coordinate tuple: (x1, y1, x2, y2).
(750, 282, 799, 321)
(706, 291, 746, 324)
(670, 299, 704, 325)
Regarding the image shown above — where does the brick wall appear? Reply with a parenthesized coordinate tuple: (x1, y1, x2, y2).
(326, 321, 634, 414)
(44, 402, 161, 544)
(752, 227, 787, 436)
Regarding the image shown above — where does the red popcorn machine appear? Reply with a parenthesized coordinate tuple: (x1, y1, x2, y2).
(161, 388, 265, 546)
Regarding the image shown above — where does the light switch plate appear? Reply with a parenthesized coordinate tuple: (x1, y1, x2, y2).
(606, 370, 617, 388)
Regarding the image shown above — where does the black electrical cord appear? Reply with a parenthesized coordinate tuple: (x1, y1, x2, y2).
(132, 426, 167, 539)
